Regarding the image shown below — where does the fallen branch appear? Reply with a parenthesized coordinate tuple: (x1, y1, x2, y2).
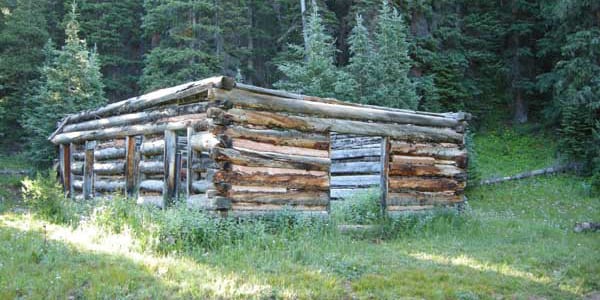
(479, 163, 576, 185)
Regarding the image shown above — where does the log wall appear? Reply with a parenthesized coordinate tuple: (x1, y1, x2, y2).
(53, 76, 468, 215)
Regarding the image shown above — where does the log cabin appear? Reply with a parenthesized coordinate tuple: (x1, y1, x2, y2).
(49, 76, 470, 216)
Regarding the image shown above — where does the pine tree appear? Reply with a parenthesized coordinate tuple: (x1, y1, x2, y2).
(372, 1, 418, 109)
(79, 0, 144, 101)
(139, 0, 221, 92)
(0, 0, 49, 143)
(274, 6, 352, 99)
(22, 4, 106, 165)
(346, 14, 374, 103)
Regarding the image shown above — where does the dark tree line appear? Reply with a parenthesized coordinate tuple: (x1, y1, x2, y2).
(0, 0, 598, 184)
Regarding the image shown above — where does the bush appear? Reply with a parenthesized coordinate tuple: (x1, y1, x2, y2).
(21, 171, 76, 224)
(330, 189, 382, 225)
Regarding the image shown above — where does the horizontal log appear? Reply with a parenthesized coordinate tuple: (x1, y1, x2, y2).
(232, 138, 328, 158)
(392, 155, 436, 165)
(223, 125, 329, 150)
(388, 163, 464, 178)
(95, 139, 125, 149)
(72, 179, 125, 192)
(192, 157, 218, 171)
(139, 180, 163, 192)
(330, 188, 377, 199)
(52, 117, 208, 144)
(212, 108, 463, 144)
(58, 76, 232, 125)
(231, 165, 328, 177)
(214, 170, 329, 191)
(228, 191, 329, 206)
(231, 185, 288, 193)
(94, 162, 125, 175)
(72, 161, 125, 175)
(391, 141, 467, 168)
(330, 175, 380, 187)
(388, 177, 464, 192)
(231, 203, 327, 211)
(210, 88, 460, 128)
(330, 161, 381, 174)
(140, 139, 164, 155)
(386, 191, 461, 206)
(211, 147, 330, 171)
(139, 161, 163, 174)
(387, 205, 435, 212)
(234, 83, 466, 121)
(73, 147, 126, 161)
(192, 181, 212, 193)
(189, 131, 219, 152)
(186, 195, 231, 210)
(62, 103, 209, 133)
(331, 148, 381, 160)
(390, 141, 464, 157)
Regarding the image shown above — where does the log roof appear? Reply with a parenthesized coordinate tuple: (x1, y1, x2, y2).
(49, 76, 469, 144)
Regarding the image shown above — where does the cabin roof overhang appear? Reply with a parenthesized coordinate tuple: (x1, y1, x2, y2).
(49, 76, 470, 144)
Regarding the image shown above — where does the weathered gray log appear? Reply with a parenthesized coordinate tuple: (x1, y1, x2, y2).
(140, 139, 164, 155)
(211, 147, 330, 171)
(331, 136, 382, 150)
(192, 181, 212, 193)
(233, 83, 466, 121)
(163, 130, 177, 206)
(330, 175, 380, 187)
(210, 88, 460, 128)
(214, 168, 329, 191)
(388, 177, 464, 193)
(388, 163, 464, 178)
(83, 141, 95, 200)
(330, 188, 376, 199)
(223, 125, 329, 150)
(62, 103, 209, 133)
(74, 179, 124, 192)
(72, 161, 125, 175)
(330, 161, 381, 174)
(331, 148, 381, 160)
(211, 108, 463, 144)
(479, 164, 575, 185)
(231, 203, 327, 212)
(73, 147, 126, 161)
(186, 126, 194, 199)
(189, 131, 220, 152)
(53, 76, 233, 127)
(228, 191, 329, 206)
(380, 137, 390, 212)
(139, 160, 163, 174)
(232, 138, 329, 158)
(51, 117, 208, 144)
(69, 143, 76, 197)
(386, 191, 461, 206)
(186, 194, 231, 210)
(139, 179, 163, 192)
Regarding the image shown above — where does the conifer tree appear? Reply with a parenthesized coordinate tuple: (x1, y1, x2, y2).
(275, 6, 352, 99)
(346, 14, 374, 104)
(79, 0, 144, 100)
(22, 4, 106, 165)
(372, 1, 418, 109)
(0, 0, 49, 142)
(139, 0, 221, 92)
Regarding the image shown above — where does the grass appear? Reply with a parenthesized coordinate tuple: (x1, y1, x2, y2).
(1, 128, 599, 299)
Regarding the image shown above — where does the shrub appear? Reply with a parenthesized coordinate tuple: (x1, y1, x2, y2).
(330, 189, 382, 225)
(21, 171, 76, 224)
